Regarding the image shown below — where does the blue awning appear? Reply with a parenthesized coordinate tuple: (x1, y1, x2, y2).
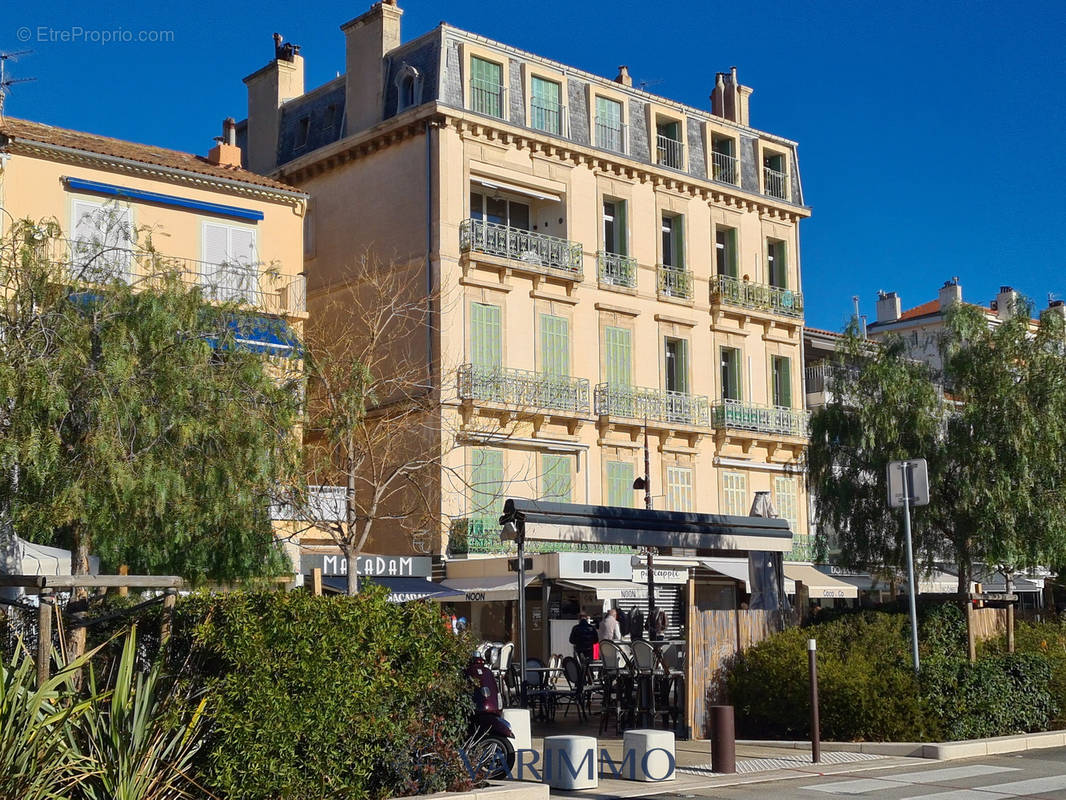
(65, 177, 264, 222)
(321, 576, 464, 603)
(225, 315, 301, 358)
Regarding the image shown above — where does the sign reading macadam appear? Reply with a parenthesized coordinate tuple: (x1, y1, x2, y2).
(300, 553, 432, 578)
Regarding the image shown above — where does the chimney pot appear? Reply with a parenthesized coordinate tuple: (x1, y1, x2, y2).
(995, 285, 1020, 321)
(615, 65, 633, 87)
(876, 290, 902, 323)
(938, 279, 962, 310)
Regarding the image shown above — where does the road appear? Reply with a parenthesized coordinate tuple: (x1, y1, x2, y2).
(673, 748, 1066, 799)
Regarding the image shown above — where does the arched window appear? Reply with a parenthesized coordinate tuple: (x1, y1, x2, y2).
(394, 63, 423, 112)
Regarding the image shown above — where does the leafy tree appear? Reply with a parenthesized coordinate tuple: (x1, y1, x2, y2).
(809, 300, 1066, 590)
(0, 217, 302, 588)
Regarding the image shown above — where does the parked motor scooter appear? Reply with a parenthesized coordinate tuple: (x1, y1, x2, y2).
(465, 655, 516, 777)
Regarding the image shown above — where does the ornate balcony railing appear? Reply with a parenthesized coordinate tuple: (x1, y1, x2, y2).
(595, 116, 626, 154)
(709, 274, 803, 318)
(656, 135, 684, 170)
(470, 79, 505, 119)
(657, 265, 693, 300)
(712, 151, 738, 184)
(788, 535, 819, 563)
(49, 238, 305, 314)
(448, 516, 632, 555)
(458, 364, 590, 414)
(459, 219, 583, 276)
(710, 399, 808, 437)
(597, 251, 637, 288)
(531, 97, 565, 136)
(271, 485, 346, 522)
(763, 166, 788, 200)
(594, 382, 710, 427)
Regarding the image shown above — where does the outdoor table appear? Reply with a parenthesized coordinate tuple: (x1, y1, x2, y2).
(522, 666, 563, 720)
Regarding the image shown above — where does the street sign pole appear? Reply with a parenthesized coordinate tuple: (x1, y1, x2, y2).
(901, 461, 920, 674)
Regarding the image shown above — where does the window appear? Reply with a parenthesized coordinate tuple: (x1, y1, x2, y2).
(667, 466, 694, 513)
(606, 460, 635, 507)
(470, 56, 504, 118)
(715, 227, 737, 278)
(70, 198, 133, 283)
(767, 239, 787, 289)
(323, 103, 338, 131)
(722, 471, 747, 516)
(763, 151, 787, 199)
(470, 302, 502, 370)
(656, 118, 683, 169)
(471, 448, 505, 521)
(395, 63, 423, 112)
(594, 96, 624, 152)
(774, 476, 798, 533)
(602, 199, 627, 256)
(603, 326, 632, 387)
(540, 313, 569, 377)
(711, 135, 737, 184)
(202, 222, 258, 303)
(661, 214, 684, 268)
(720, 347, 742, 401)
(470, 190, 530, 230)
(530, 76, 562, 135)
(541, 453, 572, 503)
(295, 116, 310, 149)
(771, 355, 792, 408)
(664, 337, 689, 394)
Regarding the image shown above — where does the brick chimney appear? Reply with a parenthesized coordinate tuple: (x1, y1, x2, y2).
(614, 65, 633, 87)
(711, 67, 753, 125)
(876, 290, 901, 323)
(342, 1, 403, 136)
(207, 117, 242, 168)
(995, 286, 1019, 321)
(938, 277, 962, 310)
(243, 33, 305, 174)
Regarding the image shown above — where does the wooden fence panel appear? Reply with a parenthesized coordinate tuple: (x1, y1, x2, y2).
(971, 607, 1007, 642)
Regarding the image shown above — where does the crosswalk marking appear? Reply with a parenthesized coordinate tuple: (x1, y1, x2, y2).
(902, 774, 1066, 799)
(811, 764, 1019, 795)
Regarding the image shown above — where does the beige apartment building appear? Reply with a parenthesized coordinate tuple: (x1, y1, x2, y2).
(240, 1, 812, 564)
(0, 115, 309, 557)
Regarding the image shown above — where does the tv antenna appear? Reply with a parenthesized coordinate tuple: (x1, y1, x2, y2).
(0, 50, 36, 118)
(638, 77, 664, 91)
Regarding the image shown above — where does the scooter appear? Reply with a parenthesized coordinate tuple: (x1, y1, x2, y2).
(465, 655, 516, 778)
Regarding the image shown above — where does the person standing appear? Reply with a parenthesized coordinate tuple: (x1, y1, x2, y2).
(598, 607, 620, 641)
(569, 615, 598, 661)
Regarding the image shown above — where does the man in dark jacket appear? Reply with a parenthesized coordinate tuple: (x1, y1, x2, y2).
(569, 616, 598, 661)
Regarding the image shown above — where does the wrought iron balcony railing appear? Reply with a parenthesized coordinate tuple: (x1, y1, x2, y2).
(458, 364, 590, 414)
(709, 274, 803, 318)
(763, 166, 788, 200)
(597, 251, 637, 288)
(711, 151, 738, 184)
(459, 219, 583, 276)
(271, 485, 347, 522)
(595, 116, 627, 154)
(49, 238, 305, 314)
(656, 135, 684, 170)
(530, 97, 565, 136)
(788, 536, 818, 563)
(657, 265, 693, 300)
(594, 382, 710, 427)
(470, 79, 505, 119)
(710, 399, 809, 437)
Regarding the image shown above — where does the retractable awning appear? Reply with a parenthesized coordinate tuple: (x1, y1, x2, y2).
(471, 176, 562, 203)
(783, 563, 859, 600)
(441, 574, 538, 602)
(698, 558, 751, 589)
(322, 576, 463, 603)
(555, 579, 649, 600)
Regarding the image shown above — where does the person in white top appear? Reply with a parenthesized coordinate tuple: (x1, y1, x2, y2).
(597, 608, 620, 641)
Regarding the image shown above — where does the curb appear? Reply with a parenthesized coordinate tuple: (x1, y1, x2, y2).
(737, 730, 1066, 760)
(397, 782, 550, 800)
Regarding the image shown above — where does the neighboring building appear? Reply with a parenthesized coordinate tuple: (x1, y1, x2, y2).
(0, 115, 310, 563)
(239, 1, 813, 566)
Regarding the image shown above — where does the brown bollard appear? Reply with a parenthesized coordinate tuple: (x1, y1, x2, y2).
(710, 704, 736, 774)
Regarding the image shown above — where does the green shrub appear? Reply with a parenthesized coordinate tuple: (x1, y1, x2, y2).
(982, 617, 1066, 726)
(173, 588, 474, 800)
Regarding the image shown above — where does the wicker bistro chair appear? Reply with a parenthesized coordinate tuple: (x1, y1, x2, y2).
(597, 639, 636, 734)
(653, 643, 686, 731)
(550, 656, 590, 722)
(522, 657, 554, 720)
(630, 639, 661, 727)
(495, 642, 515, 705)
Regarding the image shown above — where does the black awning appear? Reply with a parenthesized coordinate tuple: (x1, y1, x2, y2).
(321, 576, 464, 602)
(499, 499, 792, 552)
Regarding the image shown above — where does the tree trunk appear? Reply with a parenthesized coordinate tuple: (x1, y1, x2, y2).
(344, 544, 359, 596)
(68, 528, 90, 667)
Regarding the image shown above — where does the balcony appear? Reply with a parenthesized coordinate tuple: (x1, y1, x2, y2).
(709, 274, 803, 318)
(470, 79, 505, 119)
(271, 485, 346, 522)
(656, 134, 684, 170)
(597, 251, 637, 288)
(657, 265, 693, 300)
(459, 219, 583, 277)
(595, 116, 626, 154)
(710, 399, 808, 437)
(763, 166, 788, 200)
(594, 382, 710, 428)
(530, 97, 565, 136)
(711, 151, 738, 184)
(51, 238, 306, 315)
(458, 364, 590, 415)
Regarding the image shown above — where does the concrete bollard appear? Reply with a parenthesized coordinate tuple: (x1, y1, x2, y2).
(710, 704, 736, 774)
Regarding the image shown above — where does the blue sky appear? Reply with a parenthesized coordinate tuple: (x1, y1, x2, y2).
(6, 0, 1065, 331)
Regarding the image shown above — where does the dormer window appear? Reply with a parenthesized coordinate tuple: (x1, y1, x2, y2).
(395, 63, 424, 112)
(763, 150, 788, 199)
(470, 57, 504, 119)
(530, 76, 563, 135)
(655, 117, 683, 170)
(294, 116, 310, 150)
(711, 135, 737, 184)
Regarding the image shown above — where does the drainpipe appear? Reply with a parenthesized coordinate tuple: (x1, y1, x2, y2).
(425, 119, 435, 384)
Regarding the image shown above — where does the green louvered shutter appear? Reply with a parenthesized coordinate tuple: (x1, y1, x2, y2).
(541, 454, 572, 503)
(606, 461, 635, 507)
(471, 448, 504, 519)
(471, 303, 502, 370)
(471, 57, 503, 118)
(773, 356, 792, 408)
(540, 314, 569, 377)
(604, 326, 632, 387)
(531, 76, 561, 134)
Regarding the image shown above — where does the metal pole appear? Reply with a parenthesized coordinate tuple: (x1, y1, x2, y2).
(516, 518, 527, 705)
(901, 462, 921, 673)
(36, 588, 54, 688)
(643, 422, 657, 640)
(808, 638, 820, 763)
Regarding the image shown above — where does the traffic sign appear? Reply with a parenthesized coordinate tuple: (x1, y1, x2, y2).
(887, 459, 930, 508)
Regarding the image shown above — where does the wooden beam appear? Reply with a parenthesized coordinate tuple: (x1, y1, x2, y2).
(0, 575, 184, 589)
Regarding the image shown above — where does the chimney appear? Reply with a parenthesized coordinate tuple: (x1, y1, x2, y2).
(614, 65, 633, 87)
(341, 1, 403, 136)
(710, 67, 753, 125)
(243, 33, 305, 174)
(995, 285, 1019, 321)
(207, 117, 242, 168)
(1048, 299, 1066, 323)
(876, 290, 901, 323)
(938, 277, 962, 310)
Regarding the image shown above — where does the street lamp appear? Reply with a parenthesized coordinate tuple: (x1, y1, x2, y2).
(632, 419, 658, 639)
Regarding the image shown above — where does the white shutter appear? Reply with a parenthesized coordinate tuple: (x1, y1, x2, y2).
(70, 199, 131, 282)
(202, 223, 231, 299)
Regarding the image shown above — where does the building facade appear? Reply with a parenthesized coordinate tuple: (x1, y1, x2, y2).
(242, 1, 813, 563)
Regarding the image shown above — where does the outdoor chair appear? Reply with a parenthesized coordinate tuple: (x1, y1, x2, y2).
(598, 640, 635, 734)
(522, 657, 553, 720)
(551, 656, 589, 722)
(630, 640, 660, 726)
(496, 642, 515, 705)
